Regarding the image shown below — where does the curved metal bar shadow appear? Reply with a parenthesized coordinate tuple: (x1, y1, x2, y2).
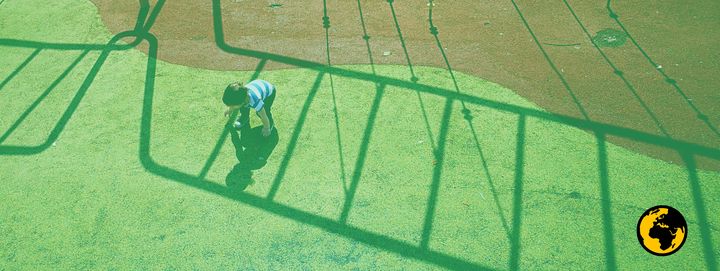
(137, 30, 494, 269)
(0, 30, 141, 155)
(139, 1, 720, 270)
(139, 2, 720, 270)
(0, 0, 716, 270)
(0, 0, 163, 155)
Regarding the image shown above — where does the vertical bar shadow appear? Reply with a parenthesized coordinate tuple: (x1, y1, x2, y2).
(347, 0, 381, 196)
(339, 84, 385, 223)
(266, 72, 325, 200)
(420, 99, 453, 249)
(509, 114, 526, 270)
(596, 133, 617, 270)
(682, 154, 718, 271)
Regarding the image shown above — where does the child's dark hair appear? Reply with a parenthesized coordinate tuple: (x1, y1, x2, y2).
(222, 82, 245, 106)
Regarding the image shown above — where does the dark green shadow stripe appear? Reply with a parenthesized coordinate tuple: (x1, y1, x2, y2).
(139, 33, 159, 171)
(339, 85, 385, 223)
(136, 0, 150, 33)
(509, 114, 526, 270)
(0, 39, 134, 51)
(142, 0, 166, 33)
(0, 48, 41, 93)
(0, 31, 140, 155)
(266, 73, 325, 200)
(682, 154, 718, 271)
(350, 0, 379, 195)
(596, 133, 617, 271)
(0, 50, 89, 144)
(420, 98, 453, 249)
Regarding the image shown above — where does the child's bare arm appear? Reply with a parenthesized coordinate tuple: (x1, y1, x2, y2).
(258, 108, 272, 136)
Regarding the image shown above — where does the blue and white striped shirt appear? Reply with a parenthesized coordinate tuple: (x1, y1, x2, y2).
(245, 79, 275, 111)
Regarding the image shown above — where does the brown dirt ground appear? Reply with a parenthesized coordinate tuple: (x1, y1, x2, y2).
(90, 0, 720, 170)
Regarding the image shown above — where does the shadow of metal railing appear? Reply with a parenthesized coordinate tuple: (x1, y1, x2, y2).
(0, 0, 716, 270)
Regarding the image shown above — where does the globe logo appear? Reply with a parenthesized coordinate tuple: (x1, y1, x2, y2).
(636, 205, 688, 256)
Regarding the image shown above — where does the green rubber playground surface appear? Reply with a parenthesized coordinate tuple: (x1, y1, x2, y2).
(1, 0, 719, 270)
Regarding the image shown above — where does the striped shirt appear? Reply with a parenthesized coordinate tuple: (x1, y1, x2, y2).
(245, 79, 275, 111)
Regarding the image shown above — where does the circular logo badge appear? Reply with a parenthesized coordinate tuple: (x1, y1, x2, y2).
(636, 205, 687, 256)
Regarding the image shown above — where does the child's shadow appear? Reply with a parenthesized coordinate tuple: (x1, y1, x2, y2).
(225, 126, 279, 191)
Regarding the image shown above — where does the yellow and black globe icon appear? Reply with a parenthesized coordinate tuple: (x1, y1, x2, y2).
(636, 205, 687, 256)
